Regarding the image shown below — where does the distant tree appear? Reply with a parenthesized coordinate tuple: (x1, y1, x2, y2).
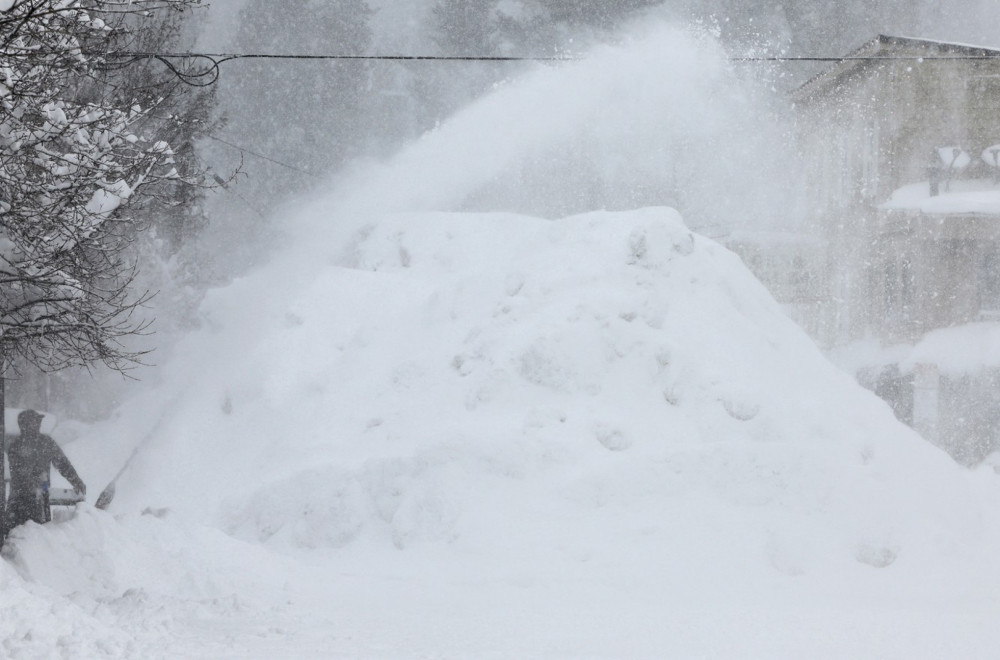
(118, 6, 220, 255)
(432, 0, 499, 56)
(493, 0, 667, 54)
(538, 0, 664, 29)
(689, 0, 934, 59)
(219, 0, 374, 206)
(420, 0, 507, 123)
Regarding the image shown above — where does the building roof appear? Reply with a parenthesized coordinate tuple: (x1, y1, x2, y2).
(792, 34, 1000, 104)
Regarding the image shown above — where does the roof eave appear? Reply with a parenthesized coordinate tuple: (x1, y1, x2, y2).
(790, 34, 1000, 105)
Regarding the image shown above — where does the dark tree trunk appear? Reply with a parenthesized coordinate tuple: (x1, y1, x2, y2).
(1, 345, 7, 545)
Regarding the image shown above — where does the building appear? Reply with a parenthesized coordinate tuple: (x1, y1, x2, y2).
(754, 35, 1000, 463)
(724, 229, 830, 339)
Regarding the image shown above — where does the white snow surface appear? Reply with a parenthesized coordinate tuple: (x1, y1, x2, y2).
(906, 321, 1000, 374)
(830, 321, 1000, 378)
(5, 206, 1000, 658)
(881, 178, 1000, 215)
(4, 24, 1000, 660)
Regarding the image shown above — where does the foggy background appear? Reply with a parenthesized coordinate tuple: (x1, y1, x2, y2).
(22, 0, 1000, 421)
(11, 4, 1000, 653)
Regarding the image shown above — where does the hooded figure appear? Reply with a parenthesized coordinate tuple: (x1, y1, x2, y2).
(7, 409, 86, 529)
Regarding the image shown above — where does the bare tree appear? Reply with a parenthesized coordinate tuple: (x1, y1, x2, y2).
(0, 0, 204, 534)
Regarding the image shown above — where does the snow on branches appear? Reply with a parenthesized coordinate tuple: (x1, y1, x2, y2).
(0, 0, 200, 373)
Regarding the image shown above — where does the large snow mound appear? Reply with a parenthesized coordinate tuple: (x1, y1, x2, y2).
(14, 206, 1000, 657)
(84, 207, 993, 577)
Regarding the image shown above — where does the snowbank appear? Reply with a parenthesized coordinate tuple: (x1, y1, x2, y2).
(44, 204, 1000, 657)
(0, 506, 301, 659)
(90, 205, 999, 571)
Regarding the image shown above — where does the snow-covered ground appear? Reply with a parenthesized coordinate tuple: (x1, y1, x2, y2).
(4, 23, 1000, 659)
(7, 205, 1000, 658)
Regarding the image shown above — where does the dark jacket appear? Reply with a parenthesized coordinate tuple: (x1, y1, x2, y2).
(7, 432, 85, 528)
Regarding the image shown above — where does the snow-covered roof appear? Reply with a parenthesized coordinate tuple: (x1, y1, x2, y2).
(792, 34, 1000, 103)
(881, 34, 1000, 55)
(880, 179, 1000, 216)
(829, 321, 1000, 377)
(906, 321, 1000, 375)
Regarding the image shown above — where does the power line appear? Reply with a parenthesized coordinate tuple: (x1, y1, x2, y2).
(2, 50, 577, 86)
(198, 133, 318, 178)
(190, 52, 575, 63)
(5, 49, 575, 62)
(97, 51, 579, 86)
(13, 48, 1000, 86)
(109, 51, 1000, 86)
(733, 55, 1000, 62)
(131, 50, 1000, 63)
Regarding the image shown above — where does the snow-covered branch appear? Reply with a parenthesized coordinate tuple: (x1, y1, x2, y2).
(0, 0, 204, 374)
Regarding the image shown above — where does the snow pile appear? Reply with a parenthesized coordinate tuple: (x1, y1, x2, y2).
(37, 203, 1000, 656)
(93, 206, 992, 569)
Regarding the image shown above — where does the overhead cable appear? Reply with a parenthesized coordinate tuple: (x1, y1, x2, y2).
(108, 51, 1000, 85)
(198, 133, 318, 178)
(10, 48, 1000, 86)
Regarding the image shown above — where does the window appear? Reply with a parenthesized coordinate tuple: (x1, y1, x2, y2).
(901, 258, 914, 320)
(789, 256, 813, 301)
(980, 250, 1000, 313)
(884, 261, 898, 318)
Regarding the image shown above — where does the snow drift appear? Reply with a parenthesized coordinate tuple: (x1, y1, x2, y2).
(22, 204, 1000, 657)
(99, 206, 989, 566)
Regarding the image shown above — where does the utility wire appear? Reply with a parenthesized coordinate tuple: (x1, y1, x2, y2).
(123, 51, 1000, 62)
(733, 55, 1000, 61)
(11, 48, 1000, 85)
(194, 52, 575, 62)
(108, 51, 1000, 86)
(88, 51, 579, 86)
(174, 47, 1000, 174)
(198, 133, 318, 178)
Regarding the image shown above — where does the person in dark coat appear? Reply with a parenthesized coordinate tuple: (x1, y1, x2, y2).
(6, 409, 86, 530)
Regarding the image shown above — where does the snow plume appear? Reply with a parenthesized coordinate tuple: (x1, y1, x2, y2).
(315, 23, 797, 237)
